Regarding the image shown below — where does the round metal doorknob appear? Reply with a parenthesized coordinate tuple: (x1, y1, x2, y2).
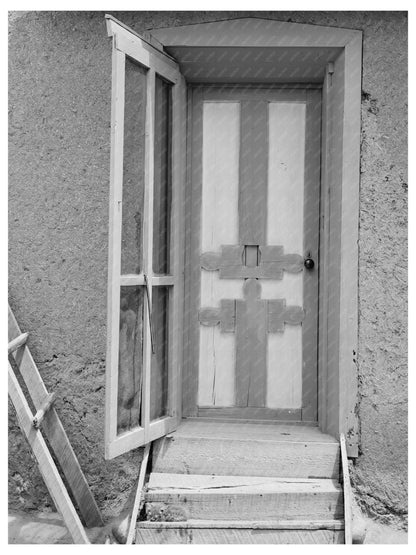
(304, 257, 315, 270)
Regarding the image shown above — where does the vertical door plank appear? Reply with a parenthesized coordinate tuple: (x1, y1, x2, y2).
(239, 100, 268, 245)
(301, 89, 321, 420)
(198, 101, 241, 408)
(265, 100, 305, 410)
(235, 279, 267, 407)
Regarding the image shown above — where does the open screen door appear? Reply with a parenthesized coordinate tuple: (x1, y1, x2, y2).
(104, 15, 185, 459)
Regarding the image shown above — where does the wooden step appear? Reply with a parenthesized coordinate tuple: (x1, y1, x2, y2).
(136, 526, 345, 544)
(138, 519, 344, 530)
(144, 473, 343, 521)
(152, 431, 340, 479)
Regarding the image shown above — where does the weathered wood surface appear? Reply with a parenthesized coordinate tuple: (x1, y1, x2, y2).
(148, 472, 338, 489)
(198, 100, 240, 408)
(138, 519, 344, 530)
(126, 442, 150, 544)
(33, 392, 56, 430)
(146, 473, 342, 522)
(340, 434, 353, 544)
(152, 435, 340, 479)
(265, 100, 307, 414)
(136, 528, 344, 544)
(145, 475, 342, 521)
(8, 306, 103, 528)
(199, 279, 304, 408)
(8, 363, 90, 544)
(172, 419, 336, 442)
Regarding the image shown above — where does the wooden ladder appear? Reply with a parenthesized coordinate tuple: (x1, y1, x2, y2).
(8, 305, 104, 544)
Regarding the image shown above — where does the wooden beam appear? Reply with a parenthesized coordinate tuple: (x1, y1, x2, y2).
(105, 44, 126, 456)
(136, 527, 344, 544)
(152, 434, 340, 479)
(8, 363, 90, 544)
(33, 392, 56, 429)
(145, 482, 342, 521)
(137, 519, 344, 530)
(8, 332, 28, 354)
(340, 434, 353, 544)
(126, 443, 151, 544)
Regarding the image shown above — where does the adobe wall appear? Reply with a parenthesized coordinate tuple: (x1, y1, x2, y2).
(8, 11, 407, 525)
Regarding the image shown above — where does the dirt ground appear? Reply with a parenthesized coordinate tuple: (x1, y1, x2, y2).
(8, 511, 408, 544)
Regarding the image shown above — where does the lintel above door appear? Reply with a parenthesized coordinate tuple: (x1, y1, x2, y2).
(147, 17, 360, 84)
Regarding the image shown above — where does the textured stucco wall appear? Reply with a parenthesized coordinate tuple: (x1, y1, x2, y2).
(8, 11, 407, 526)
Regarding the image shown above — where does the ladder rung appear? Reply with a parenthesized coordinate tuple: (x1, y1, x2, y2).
(33, 392, 56, 429)
(8, 333, 29, 354)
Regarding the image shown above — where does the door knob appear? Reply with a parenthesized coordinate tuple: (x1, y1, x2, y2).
(304, 257, 315, 270)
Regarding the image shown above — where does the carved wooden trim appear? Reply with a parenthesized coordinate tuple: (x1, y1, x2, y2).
(268, 299, 305, 333)
(200, 244, 303, 279)
(198, 279, 305, 407)
(199, 279, 304, 333)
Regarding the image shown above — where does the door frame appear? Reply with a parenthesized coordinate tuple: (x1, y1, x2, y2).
(150, 18, 362, 456)
(183, 84, 321, 421)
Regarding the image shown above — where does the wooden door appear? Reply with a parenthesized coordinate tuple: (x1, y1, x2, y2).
(104, 16, 185, 459)
(185, 86, 321, 422)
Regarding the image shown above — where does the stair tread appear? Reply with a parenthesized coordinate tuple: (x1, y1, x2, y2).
(147, 472, 342, 494)
(135, 528, 345, 544)
(174, 419, 338, 443)
(138, 519, 344, 530)
(153, 436, 340, 479)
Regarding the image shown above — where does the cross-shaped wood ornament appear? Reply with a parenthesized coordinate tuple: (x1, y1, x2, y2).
(200, 245, 303, 279)
(199, 279, 304, 407)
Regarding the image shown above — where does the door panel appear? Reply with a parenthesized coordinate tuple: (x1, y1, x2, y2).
(187, 86, 321, 421)
(105, 16, 185, 459)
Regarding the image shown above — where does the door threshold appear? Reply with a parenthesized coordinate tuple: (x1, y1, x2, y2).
(183, 416, 319, 427)
(175, 418, 339, 444)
